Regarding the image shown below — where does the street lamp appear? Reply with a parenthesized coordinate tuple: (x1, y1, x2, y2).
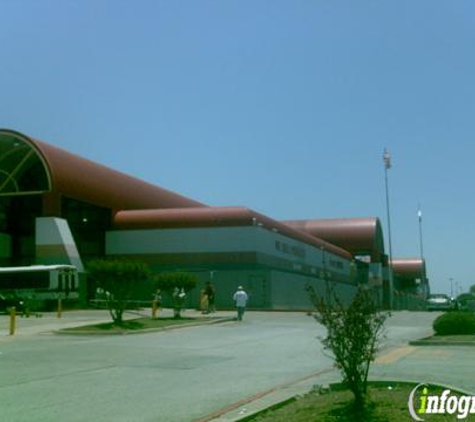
(383, 148, 394, 309)
(417, 206, 426, 297)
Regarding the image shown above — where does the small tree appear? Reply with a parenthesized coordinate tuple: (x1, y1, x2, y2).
(154, 272, 198, 318)
(306, 283, 388, 410)
(88, 259, 150, 325)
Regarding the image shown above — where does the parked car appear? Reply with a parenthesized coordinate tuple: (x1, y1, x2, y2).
(426, 293, 452, 311)
(0, 293, 26, 314)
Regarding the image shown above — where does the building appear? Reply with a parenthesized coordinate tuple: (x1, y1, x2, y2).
(391, 258, 429, 309)
(0, 129, 427, 309)
(109, 206, 354, 308)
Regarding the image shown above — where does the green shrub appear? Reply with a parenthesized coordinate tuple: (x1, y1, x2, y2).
(154, 272, 199, 318)
(87, 259, 150, 325)
(433, 311, 475, 335)
(154, 272, 198, 292)
(456, 293, 475, 310)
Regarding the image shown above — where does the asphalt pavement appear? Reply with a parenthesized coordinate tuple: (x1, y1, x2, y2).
(0, 310, 473, 422)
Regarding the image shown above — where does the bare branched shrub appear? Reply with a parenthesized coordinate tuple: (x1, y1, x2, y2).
(306, 283, 389, 409)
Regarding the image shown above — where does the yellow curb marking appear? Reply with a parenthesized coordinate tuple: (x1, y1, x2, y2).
(375, 346, 417, 364)
(414, 349, 453, 358)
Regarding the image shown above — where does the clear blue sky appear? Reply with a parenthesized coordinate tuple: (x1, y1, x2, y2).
(1, 1, 474, 295)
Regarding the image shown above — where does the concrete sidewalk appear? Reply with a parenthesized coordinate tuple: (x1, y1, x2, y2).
(0, 307, 237, 337)
(371, 344, 475, 394)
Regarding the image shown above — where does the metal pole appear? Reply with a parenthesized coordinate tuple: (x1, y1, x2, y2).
(152, 300, 158, 318)
(9, 306, 16, 336)
(418, 206, 426, 296)
(57, 298, 62, 319)
(383, 149, 394, 309)
(418, 207, 424, 260)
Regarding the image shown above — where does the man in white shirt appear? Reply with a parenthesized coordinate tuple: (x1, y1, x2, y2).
(233, 286, 248, 321)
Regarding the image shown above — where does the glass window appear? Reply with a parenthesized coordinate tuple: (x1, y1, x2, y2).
(0, 133, 50, 195)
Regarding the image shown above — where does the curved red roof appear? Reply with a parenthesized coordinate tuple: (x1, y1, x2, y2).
(0, 129, 204, 211)
(114, 207, 353, 259)
(282, 217, 385, 261)
(392, 258, 426, 278)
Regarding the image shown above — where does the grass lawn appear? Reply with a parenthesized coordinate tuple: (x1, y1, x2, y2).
(60, 316, 219, 334)
(247, 383, 468, 422)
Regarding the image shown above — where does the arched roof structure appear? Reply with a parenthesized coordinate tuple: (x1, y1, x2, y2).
(282, 217, 385, 262)
(0, 129, 204, 211)
(391, 258, 426, 279)
(0, 129, 359, 263)
(114, 207, 352, 259)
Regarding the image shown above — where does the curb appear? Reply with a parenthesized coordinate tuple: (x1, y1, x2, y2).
(409, 340, 475, 346)
(54, 316, 235, 336)
(235, 397, 296, 422)
(409, 335, 475, 347)
(198, 368, 338, 422)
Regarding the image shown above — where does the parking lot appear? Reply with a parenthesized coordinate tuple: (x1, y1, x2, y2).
(0, 310, 462, 422)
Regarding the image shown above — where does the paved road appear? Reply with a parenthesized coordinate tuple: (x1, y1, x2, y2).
(0, 311, 440, 422)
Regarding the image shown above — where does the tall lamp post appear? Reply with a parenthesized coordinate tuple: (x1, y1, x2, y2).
(383, 148, 394, 309)
(417, 206, 427, 297)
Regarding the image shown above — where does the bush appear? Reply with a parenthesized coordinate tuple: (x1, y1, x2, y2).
(154, 273, 198, 292)
(433, 311, 475, 335)
(306, 283, 389, 410)
(154, 272, 199, 318)
(87, 259, 150, 325)
(455, 293, 475, 311)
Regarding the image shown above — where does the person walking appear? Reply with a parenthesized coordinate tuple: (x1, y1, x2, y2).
(200, 288, 209, 314)
(233, 286, 248, 321)
(153, 289, 162, 308)
(204, 281, 216, 313)
(152, 289, 162, 318)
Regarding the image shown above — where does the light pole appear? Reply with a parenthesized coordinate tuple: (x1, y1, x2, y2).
(417, 206, 426, 297)
(383, 148, 394, 309)
(450, 278, 453, 298)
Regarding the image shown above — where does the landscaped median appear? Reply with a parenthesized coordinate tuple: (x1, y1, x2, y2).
(238, 381, 475, 422)
(409, 311, 475, 346)
(56, 315, 234, 335)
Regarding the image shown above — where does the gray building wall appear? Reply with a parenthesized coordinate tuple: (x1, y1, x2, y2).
(185, 269, 270, 309)
(106, 226, 351, 280)
(270, 270, 358, 309)
(105, 225, 356, 310)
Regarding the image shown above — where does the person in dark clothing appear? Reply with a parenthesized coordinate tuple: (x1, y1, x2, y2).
(204, 281, 216, 313)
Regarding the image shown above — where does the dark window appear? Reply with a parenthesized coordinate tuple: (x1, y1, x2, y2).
(58, 273, 64, 291)
(0, 271, 50, 289)
(62, 197, 111, 259)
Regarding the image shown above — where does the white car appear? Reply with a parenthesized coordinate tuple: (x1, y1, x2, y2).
(426, 294, 452, 311)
